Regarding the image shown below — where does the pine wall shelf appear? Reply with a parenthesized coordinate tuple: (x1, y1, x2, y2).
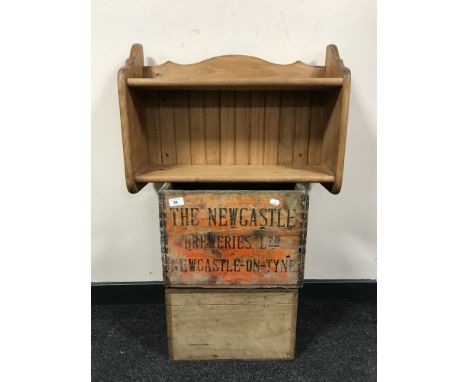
(118, 43, 351, 194)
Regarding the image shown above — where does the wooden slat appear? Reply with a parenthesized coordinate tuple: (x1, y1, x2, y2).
(169, 290, 296, 306)
(249, 91, 265, 164)
(144, 93, 162, 165)
(220, 91, 236, 164)
(235, 92, 250, 164)
(292, 92, 311, 165)
(135, 164, 334, 183)
(277, 91, 296, 164)
(263, 91, 280, 165)
(189, 91, 206, 164)
(173, 91, 191, 164)
(204, 91, 220, 164)
(158, 92, 177, 164)
(308, 93, 324, 165)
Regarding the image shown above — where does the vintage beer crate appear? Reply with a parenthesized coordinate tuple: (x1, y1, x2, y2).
(158, 183, 309, 288)
(165, 288, 298, 360)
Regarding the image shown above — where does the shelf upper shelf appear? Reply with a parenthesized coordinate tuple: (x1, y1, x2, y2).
(127, 77, 343, 90)
(125, 54, 345, 90)
(134, 164, 335, 183)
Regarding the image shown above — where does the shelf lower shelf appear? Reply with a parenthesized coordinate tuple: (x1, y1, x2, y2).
(134, 164, 335, 183)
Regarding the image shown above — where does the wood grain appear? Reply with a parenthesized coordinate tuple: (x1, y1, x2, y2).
(158, 92, 177, 165)
(144, 93, 162, 165)
(320, 44, 350, 192)
(328, 69, 351, 194)
(307, 93, 324, 165)
(128, 77, 343, 90)
(204, 92, 220, 164)
(277, 92, 296, 164)
(159, 185, 308, 287)
(249, 91, 265, 164)
(220, 91, 236, 165)
(169, 290, 296, 305)
(235, 92, 250, 164)
(173, 92, 191, 164)
(118, 44, 351, 193)
(136, 164, 334, 183)
(166, 289, 298, 360)
(143, 55, 327, 80)
(293, 92, 311, 165)
(189, 91, 205, 165)
(263, 91, 281, 165)
(118, 43, 149, 193)
(325, 44, 345, 77)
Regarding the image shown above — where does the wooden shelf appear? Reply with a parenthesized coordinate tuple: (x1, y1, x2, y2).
(118, 43, 351, 194)
(127, 77, 343, 90)
(135, 164, 335, 183)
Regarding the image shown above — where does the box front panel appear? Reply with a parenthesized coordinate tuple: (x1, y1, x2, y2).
(160, 188, 307, 287)
(166, 289, 298, 360)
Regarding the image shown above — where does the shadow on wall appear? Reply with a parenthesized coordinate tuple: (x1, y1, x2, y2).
(307, 80, 376, 278)
(92, 56, 162, 282)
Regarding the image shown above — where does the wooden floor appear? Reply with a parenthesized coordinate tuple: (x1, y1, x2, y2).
(135, 164, 335, 183)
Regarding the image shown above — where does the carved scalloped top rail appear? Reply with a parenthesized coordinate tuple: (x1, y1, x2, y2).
(144, 55, 332, 78)
(125, 49, 347, 90)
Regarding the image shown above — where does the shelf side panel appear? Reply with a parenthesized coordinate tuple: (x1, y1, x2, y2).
(324, 70, 351, 194)
(117, 44, 149, 193)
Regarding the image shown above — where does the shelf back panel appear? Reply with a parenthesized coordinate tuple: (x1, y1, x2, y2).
(140, 89, 337, 167)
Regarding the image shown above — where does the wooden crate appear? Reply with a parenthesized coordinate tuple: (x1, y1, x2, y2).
(118, 43, 351, 194)
(159, 183, 308, 288)
(166, 288, 298, 360)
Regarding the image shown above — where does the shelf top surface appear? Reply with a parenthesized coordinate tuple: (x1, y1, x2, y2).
(127, 77, 343, 90)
